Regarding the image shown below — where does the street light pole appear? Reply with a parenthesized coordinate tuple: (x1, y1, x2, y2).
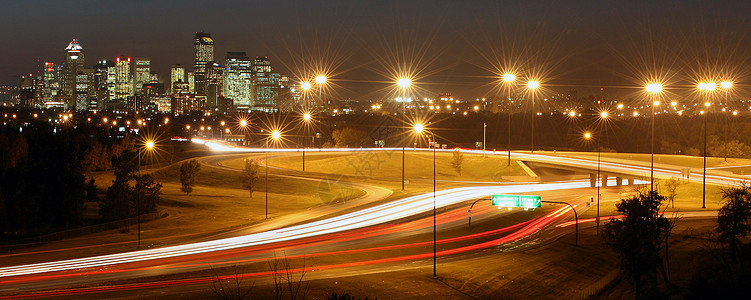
(651, 94, 655, 192)
(596, 137, 601, 236)
(137, 147, 141, 249)
(721, 82, 732, 162)
(527, 80, 540, 153)
(265, 139, 269, 219)
(703, 101, 709, 209)
(482, 122, 486, 157)
(502, 73, 515, 166)
(645, 83, 662, 192)
(135, 140, 153, 249)
(397, 78, 411, 191)
(698, 82, 715, 209)
(432, 132, 437, 279)
(531, 91, 535, 153)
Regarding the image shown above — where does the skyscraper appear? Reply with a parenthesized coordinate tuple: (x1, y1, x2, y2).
(223, 52, 253, 109)
(75, 68, 94, 111)
(63, 38, 85, 110)
(115, 56, 132, 101)
(193, 32, 214, 95)
(187, 72, 195, 93)
(170, 64, 185, 94)
(134, 57, 151, 94)
(251, 56, 279, 111)
(42, 62, 60, 106)
(206, 62, 224, 109)
(93, 60, 115, 107)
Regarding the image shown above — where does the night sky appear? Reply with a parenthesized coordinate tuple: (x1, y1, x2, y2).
(4, 0, 751, 100)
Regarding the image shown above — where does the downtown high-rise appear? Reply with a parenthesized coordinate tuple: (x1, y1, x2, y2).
(62, 39, 85, 110)
(193, 32, 214, 95)
(223, 52, 253, 109)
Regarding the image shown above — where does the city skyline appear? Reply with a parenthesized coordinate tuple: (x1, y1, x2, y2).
(4, 1, 751, 100)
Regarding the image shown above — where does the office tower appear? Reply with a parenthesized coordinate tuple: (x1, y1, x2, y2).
(206, 62, 223, 109)
(107, 63, 117, 101)
(170, 64, 185, 94)
(193, 32, 214, 95)
(187, 72, 195, 93)
(251, 56, 279, 111)
(115, 56, 132, 100)
(223, 52, 253, 109)
(63, 38, 85, 110)
(93, 60, 114, 105)
(42, 62, 60, 106)
(75, 69, 94, 111)
(19, 75, 35, 108)
(134, 57, 151, 94)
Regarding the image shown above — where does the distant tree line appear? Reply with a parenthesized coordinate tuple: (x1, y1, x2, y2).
(0, 122, 160, 241)
(309, 113, 751, 158)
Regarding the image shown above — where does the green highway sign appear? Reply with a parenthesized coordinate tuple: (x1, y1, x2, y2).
(520, 195, 542, 208)
(491, 194, 542, 208)
(492, 194, 519, 207)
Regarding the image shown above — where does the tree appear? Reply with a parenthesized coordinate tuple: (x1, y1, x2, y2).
(603, 190, 674, 297)
(662, 177, 682, 209)
(451, 148, 463, 175)
(101, 151, 138, 221)
(180, 159, 201, 195)
(0, 132, 28, 173)
(332, 127, 368, 148)
(242, 159, 261, 198)
(86, 178, 100, 203)
(133, 174, 162, 214)
(717, 184, 751, 263)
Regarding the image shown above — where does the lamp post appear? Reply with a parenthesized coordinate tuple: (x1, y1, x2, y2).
(527, 80, 540, 153)
(137, 140, 155, 249)
(266, 130, 281, 219)
(645, 83, 663, 191)
(238, 119, 249, 145)
(698, 82, 715, 209)
(503, 73, 516, 166)
(398, 78, 412, 190)
(302, 113, 312, 171)
(483, 122, 486, 157)
(721, 81, 733, 162)
(584, 110, 608, 236)
(414, 123, 437, 278)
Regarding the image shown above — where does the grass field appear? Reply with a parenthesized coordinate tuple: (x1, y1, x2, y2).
(260, 150, 530, 182)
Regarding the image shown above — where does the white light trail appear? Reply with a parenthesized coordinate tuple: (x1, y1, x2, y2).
(1, 180, 600, 278)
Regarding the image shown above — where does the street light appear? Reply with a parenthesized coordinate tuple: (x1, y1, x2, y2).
(645, 83, 663, 191)
(415, 122, 437, 279)
(398, 78, 412, 191)
(583, 131, 599, 236)
(265, 130, 282, 219)
(699, 82, 716, 209)
(302, 113, 312, 171)
(301, 82, 312, 91)
(503, 73, 516, 166)
(397, 78, 412, 89)
(721, 81, 733, 162)
(136, 140, 155, 249)
(315, 75, 327, 85)
(527, 80, 540, 153)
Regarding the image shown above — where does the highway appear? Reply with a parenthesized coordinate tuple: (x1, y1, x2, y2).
(0, 143, 735, 298)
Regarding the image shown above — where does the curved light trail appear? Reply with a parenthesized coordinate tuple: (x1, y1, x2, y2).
(0, 180, 602, 279)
